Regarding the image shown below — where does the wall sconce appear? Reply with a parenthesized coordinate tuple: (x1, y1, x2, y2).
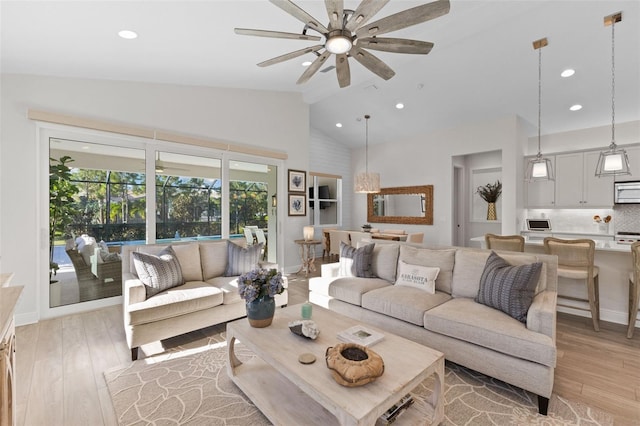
(303, 226, 314, 241)
(272, 194, 277, 208)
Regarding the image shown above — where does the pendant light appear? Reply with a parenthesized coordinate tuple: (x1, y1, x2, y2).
(595, 12, 631, 178)
(354, 115, 381, 193)
(526, 37, 554, 182)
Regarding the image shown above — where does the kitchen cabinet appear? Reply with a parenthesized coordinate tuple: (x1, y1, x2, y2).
(0, 282, 22, 426)
(614, 146, 640, 182)
(525, 156, 556, 207)
(555, 151, 613, 208)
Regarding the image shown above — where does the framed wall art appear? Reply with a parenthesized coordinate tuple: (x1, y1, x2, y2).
(288, 169, 306, 193)
(288, 194, 306, 216)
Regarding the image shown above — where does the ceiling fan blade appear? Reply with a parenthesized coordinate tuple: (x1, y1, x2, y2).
(234, 28, 321, 41)
(350, 46, 395, 80)
(357, 37, 434, 54)
(355, 0, 450, 38)
(269, 0, 329, 34)
(345, 0, 390, 32)
(297, 51, 331, 85)
(258, 45, 324, 67)
(335, 54, 351, 88)
(325, 0, 344, 30)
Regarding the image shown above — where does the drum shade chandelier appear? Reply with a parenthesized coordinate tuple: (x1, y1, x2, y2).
(354, 115, 380, 193)
(526, 37, 554, 182)
(595, 12, 631, 178)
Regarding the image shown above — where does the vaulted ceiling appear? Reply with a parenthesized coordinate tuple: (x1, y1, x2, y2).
(2, 1, 639, 147)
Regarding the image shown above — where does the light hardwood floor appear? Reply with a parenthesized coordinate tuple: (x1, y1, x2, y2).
(15, 260, 640, 425)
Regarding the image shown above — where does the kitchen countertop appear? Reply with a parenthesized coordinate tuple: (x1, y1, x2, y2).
(470, 236, 633, 253)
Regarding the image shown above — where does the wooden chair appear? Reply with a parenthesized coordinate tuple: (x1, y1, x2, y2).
(544, 237, 600, 331)
(485, 234, 525, 252)
(329, 230, 351, 260)
(628, 241, 640, 338)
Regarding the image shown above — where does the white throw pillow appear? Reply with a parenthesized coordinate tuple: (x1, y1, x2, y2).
(395, 261, 440, 294)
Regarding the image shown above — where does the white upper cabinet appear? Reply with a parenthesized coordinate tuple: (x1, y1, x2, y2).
(525, 156, 556, 207)
(555, 151, 613, 208)
(614, 146, 640, 182)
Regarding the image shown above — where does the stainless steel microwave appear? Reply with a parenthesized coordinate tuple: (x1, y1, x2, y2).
(614, 181, 640, 204)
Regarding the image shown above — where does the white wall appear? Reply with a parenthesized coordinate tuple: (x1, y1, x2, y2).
(351, 115, 527, 246)
(0, 74, 310, 324)
(528, 120, 640, 153)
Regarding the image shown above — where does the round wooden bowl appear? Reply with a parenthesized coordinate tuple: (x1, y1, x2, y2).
(325, 343, 384, 387)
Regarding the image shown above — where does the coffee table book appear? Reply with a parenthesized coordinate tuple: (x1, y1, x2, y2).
(337, 324, 384, 347)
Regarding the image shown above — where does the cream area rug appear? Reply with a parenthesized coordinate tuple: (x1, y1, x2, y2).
(105, 336, 612, 426)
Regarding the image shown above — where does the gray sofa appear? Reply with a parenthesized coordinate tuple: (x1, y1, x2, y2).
(309, 243, 558, 414)
(122, 239, 287, 360)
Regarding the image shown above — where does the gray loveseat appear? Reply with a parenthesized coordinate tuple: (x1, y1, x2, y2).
(309, 242, 558, 414)
(122, 239, 288, 360)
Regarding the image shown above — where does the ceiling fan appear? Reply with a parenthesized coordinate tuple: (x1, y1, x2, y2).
(235, 0, 450, 88)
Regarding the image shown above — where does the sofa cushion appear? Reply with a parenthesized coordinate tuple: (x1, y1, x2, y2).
(224, 242, 262, 276)
(172, 243, 203, 282)
(395, 261, 439, 294)
(339, 242, 375, 277)
(398, 246, 456, 294)
(362, 286, 451, 326)
(452, 250, 543, 299)
(206, 276, 244, 305)
(371, 243, 400, 283)
(200, 240, 229, 279)
(476, 251, 542, 323)
(423, 298, 556, 367)
(127, 281, 224, 326)
(132, 246, 184, 298)
(328, 277, 390, 306)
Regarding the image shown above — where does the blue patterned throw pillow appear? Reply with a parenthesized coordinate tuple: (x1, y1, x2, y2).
(132, 246, 184, 299)
(338, 242, 375, 278)
(476, 251, 542, 323)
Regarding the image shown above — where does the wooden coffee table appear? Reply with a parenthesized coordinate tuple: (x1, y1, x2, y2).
(226, 305, 444, 425)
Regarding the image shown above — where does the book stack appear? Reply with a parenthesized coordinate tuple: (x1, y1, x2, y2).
(337, 325, 384, 347)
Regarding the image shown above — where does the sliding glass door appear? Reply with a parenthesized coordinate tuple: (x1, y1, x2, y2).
(45, 131, 281, 313)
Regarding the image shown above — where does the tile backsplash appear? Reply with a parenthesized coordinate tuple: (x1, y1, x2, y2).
(526, 205, 640, 235)
(613, 204, 640, 232)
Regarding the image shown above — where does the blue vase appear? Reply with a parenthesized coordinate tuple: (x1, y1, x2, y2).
(246, 294, 275, 328)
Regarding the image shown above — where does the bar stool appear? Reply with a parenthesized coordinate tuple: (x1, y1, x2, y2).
(485, 234, 525, 252)
(543, 237, 600, 331)
(627, 241, 640, 338)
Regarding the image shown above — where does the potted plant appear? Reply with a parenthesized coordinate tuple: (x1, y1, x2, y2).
(238, 268, 285, 328)
(49, 156, 79, 282)
(476, 180, 502, 220)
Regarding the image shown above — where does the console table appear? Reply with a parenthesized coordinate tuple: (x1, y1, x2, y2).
(0, 276, 22, 426)
(294, 239, 322, 276)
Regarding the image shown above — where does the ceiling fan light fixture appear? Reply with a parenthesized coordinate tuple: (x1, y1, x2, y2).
(325, 30, 353, 54)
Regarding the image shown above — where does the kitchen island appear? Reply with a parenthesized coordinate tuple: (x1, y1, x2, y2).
(470, 235, 637, 331)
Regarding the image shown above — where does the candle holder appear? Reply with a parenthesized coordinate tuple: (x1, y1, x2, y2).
(303, 226, 314, 241)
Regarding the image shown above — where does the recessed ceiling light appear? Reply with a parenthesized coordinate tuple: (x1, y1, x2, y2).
(118, 30, 138, 40)
(561, 69, 575, 78)
(395, 103, 404, 109)
(336, 123, 342, 128)
(302, 61, 312, 67)
(569, 104, 583, 111)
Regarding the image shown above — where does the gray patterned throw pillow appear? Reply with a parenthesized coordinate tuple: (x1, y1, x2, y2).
(476, 251, 542, 323)
(132, 246, 184, 299)
(338, 242, 375, 278)
(224, 242, 263, 276)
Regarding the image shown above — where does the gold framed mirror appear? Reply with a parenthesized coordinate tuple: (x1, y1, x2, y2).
(367, 185, 433, 225)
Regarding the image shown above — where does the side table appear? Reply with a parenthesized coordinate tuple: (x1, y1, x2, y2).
(294, 239, 322, 276)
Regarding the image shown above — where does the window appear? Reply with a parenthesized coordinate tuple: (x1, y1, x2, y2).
(308, 174, 341, 226)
